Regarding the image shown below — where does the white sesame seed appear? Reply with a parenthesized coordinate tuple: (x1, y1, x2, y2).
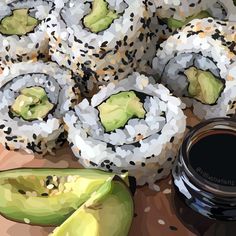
(47, 184, 54, 190)
(163, 188, 171, 194)
(158, 219, 165, 225)
(144, 206, 151, 213)
(24, 218, 30, 224)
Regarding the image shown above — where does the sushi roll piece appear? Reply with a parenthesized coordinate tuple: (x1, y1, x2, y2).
(210, 1, 236, 21)
(0, 61, 79, 155)
(46, 0, 159, 96)
(153, 18, 236, 119)
(0, 0, 60, 64)
(64, 73, 186, 188)
(151, 0, 224, 39)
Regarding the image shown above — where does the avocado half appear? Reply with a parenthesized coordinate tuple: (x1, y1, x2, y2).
(51, 176, 134, 236)
(0, 168, 130, 225)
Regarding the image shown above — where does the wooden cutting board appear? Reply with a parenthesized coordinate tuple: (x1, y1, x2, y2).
(1, 110, 235, 236)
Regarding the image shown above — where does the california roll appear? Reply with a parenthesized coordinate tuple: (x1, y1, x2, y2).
(153, 18, 236, 119)
(0, 61, 79, 154)
(64, 73, 186, 188)
(46, 0, 159, 96)
(0, 0, 57, 64)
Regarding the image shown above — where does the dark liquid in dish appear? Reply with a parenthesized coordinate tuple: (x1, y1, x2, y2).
(189, 130, 236, 187)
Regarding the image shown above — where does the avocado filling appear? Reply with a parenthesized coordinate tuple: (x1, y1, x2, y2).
(11, 87, 54, 120)
(83, 0, 118, 33)
(98, 91, 146, 132)
(0, 9, 39, 36)
(167, 11, 211, 30)
(184, 67, 224, 105)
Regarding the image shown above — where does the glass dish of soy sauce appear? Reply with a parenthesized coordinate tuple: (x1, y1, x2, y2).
(172, 117, 236, 221)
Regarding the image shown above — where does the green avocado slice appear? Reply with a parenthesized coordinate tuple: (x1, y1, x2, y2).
(0, 9, 39, 36)
(83, 0, 118, 33)
(167, 11, 211, 30)
(11, 87, 54, 121)
(98, 91, 146, 132)
(184, 67, 224, 105)
(51, 176, 133, 236)
(0, 169, 122, 226)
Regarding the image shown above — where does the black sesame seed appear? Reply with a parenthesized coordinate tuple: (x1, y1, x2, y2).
(5, 143, 10, 150)
(41, 193, 49, 196)
(0, 124, 5, 129)
(18, 189, 26, 195)
(157, 168, 164, 174)
(130, 161, 135, 165)
(169, 226, 178, 231)
(4, 127, 11, 135)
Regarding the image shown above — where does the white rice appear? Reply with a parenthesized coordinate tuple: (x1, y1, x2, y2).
(0, 61, 78, 154)
(153, 18, 236, 119)
(150, 0, 226, 40)
(0, 0, 58, 64)
(46, 0, 159, 96)
(64, 72, 186, 188)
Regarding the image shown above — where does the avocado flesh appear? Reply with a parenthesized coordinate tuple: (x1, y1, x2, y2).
(51, 177, 133, 236)
(0, 169, 119, 226)
(98, 91, 146, 132)
(184, 67, 224, 105)
(167, 11, 211, 30)
(11, 87, 54, 121)
(83, 0, 118, 33)
(0, 9, 39, 36)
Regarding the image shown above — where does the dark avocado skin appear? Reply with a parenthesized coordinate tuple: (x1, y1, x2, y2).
(0, 168, 114, 226)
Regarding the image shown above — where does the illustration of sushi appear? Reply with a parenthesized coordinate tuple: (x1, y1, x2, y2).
(153, 18, 236, 119)
(46, 0, 159, 96)
(0, 0, 60, 64)
(151, 0, 225, 39)
(0, 60, 80, 154)
(64, 72, 186, 188)
(211, 0, 236, 21)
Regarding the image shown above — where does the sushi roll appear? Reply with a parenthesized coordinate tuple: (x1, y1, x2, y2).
(0, 0, 58, 64)
(210, 1, 236, 21)
(46, 0, 159, 96)
(0, 61, 79, 155)
(64, 72, 186, 188)
(151, 0, 224, 39)
(153, 18, 236, 119)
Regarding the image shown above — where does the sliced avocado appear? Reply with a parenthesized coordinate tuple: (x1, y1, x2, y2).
(0, 168, 120, 226)
(0, 9, 39, 36)
(83, 0, 118, 33)
(184, 67, 224, 105)
(11, 87, 54, 121)
(98, 91, 146, 132)
(51, 176, 133, 236)
(167, 11, 211, 30)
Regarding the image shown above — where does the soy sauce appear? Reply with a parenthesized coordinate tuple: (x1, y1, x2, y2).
(189, 130, 236, 187)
